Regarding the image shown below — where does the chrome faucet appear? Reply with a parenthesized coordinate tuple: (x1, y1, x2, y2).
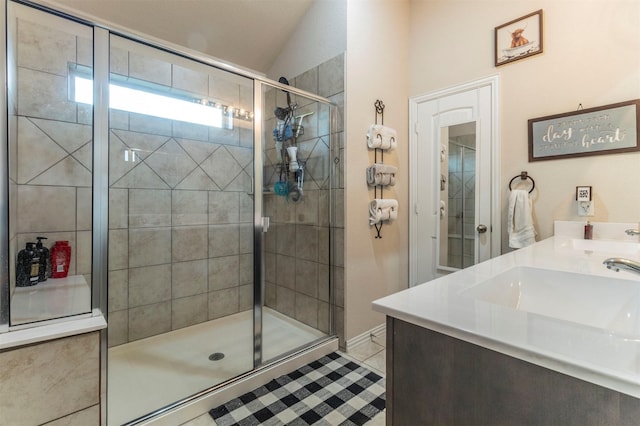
(625, 229, 640, 236)
(603, 257, 640, 276)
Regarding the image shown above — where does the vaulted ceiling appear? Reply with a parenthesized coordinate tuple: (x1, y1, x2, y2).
(52, 0, 316, 73)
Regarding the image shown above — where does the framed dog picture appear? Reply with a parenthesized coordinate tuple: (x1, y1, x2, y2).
(495, 10, 543, 66)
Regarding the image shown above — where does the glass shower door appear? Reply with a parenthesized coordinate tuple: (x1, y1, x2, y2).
(6, 1, 94, 327)
(260, 81, 332, 365)
(105, 35, 256, 424)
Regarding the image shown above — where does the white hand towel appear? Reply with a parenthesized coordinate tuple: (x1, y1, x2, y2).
(508, 189, 537, 248)
(366, 163, 397, 186)
(369, 198, 398, 225)
(367, 124, 397, 151)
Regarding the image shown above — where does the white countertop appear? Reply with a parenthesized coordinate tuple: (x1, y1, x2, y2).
(373, 221, 640, 398)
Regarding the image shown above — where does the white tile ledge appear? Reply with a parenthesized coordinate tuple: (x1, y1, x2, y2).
(0, 310, 106, 350)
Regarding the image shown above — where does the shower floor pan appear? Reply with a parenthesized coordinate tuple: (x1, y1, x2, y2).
(108, 307, 326, 425)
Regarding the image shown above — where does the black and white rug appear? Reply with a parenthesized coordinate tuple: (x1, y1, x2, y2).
(209, 351, 385, 426)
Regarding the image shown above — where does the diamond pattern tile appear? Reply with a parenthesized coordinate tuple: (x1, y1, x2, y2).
(30, 156, 91, 187)
(31, 117, 92, 154)
(175, 167, 219, 191)
(109, 133, 138, 185)
(145, 139, 198, 188)
(200, 146, 242, 190)
(112, 129, 170, 160)
(72, 141, 93, 171)
(176, 138, 220, 165)
(112, 162, 170, 189)
(304, 137, 330, 190)
(226, 169, 251, 192)
(226, 145, 253, 169)
(17, 117, 67, 184)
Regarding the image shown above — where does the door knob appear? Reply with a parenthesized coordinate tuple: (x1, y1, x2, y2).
(476, 224, 488, 233)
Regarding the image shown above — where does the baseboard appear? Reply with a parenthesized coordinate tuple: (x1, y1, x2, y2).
(345, 323, 386, 353)
(141, 337, 339, 426)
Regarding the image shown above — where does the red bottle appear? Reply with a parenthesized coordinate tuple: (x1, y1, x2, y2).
(51, 241, 71, 278)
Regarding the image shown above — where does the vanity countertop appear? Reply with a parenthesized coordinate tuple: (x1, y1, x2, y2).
(373, 221, 640, 398)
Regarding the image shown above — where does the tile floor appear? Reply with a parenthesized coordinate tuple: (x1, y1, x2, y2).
(181, 330, 387, 425)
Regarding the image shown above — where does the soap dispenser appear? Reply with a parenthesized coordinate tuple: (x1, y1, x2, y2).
(16, 242, 39, 287)
(35, 236, 49, 282)
(51, 240, 71, 278)
(584, 221, 593, 240)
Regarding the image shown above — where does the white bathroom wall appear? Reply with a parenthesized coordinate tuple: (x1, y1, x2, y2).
(408, 0, 640, 249)
(344, 0, 410, 343)
(267, 0, 347, 81)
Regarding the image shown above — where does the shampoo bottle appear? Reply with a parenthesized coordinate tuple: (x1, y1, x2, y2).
(16, 242, 39, 286)
(35, 236, 49, 282)
(51, 240, 71, 278)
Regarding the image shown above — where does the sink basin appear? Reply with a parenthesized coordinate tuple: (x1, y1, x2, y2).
(571, 238, 640, 254)
(461, 266, 640, 334)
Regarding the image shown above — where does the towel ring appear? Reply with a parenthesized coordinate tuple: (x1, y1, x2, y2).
(508, 171, 535, 194)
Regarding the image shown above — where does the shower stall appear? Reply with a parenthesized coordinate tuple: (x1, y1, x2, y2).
(2, 1, 339, 424)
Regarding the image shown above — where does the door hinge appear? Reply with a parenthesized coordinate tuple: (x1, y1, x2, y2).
(414, 122, 420, 134)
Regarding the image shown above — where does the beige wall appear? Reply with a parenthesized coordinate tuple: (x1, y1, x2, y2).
(344, 0, 410, 342)
(267, 0, 346, 80)
(409, 0, 640, 248)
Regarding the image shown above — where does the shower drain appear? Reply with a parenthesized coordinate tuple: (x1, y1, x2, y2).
(208, 352, 225, 361)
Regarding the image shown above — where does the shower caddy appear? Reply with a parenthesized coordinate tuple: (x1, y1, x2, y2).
(273, 87, 306, 203)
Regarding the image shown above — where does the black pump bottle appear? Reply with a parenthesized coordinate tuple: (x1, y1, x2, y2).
(35, 236, 49, 281)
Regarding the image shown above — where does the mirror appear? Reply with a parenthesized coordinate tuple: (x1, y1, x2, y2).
(438, 121, 476, 271)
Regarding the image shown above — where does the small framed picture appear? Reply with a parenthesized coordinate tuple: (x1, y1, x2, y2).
(495, 10, 543, 67)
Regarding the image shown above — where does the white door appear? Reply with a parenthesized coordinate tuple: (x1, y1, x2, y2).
(409, 76, 500, 286)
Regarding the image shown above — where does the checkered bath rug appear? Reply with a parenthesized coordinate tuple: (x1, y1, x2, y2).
(209, 351, 385, 426)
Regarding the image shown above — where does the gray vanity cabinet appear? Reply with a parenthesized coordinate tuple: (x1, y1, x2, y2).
(386, 317, 640, 425)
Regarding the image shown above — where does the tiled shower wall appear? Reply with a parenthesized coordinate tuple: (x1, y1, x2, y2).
(263, 54, 345, 345)
(10, 15, 94, 298)
(107, 37, 255, 346)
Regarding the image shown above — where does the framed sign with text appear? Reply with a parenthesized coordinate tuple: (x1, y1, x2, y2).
(528, 99, 640, 162)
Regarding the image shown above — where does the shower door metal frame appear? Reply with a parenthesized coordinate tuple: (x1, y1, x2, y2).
(253, 80, 264, 368)
(0, 0, 8, 333)
(93, 26, 110, 424)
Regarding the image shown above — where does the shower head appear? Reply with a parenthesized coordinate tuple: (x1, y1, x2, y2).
(274, 106, 289, 121)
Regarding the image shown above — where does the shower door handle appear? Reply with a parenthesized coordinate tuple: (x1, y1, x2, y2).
(261, 217, 270, 233)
